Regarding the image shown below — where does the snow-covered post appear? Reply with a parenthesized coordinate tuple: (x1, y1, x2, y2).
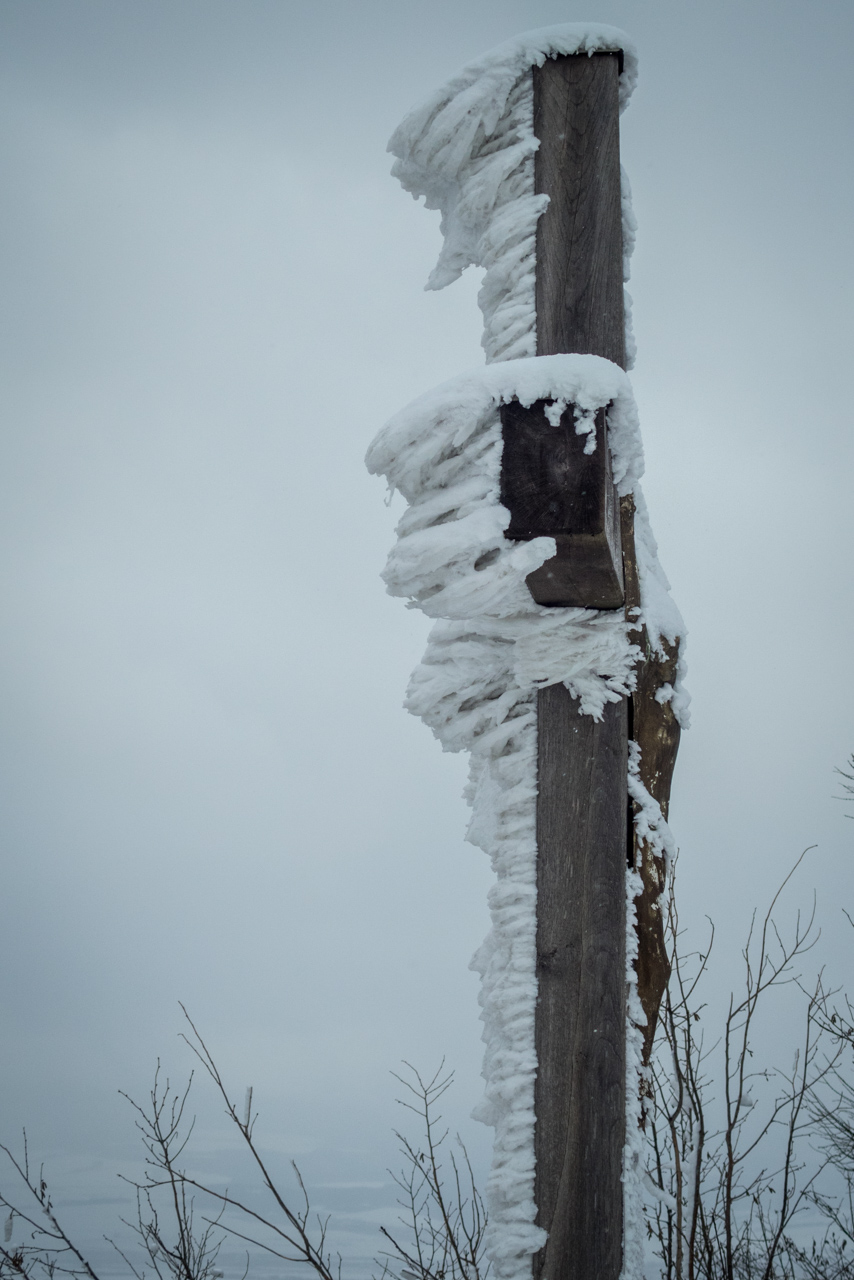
(367, 25, 687, 1280)
(518, 51, 628, 1280)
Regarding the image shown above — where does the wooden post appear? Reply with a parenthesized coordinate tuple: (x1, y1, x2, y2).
(535, 52, 628, 1280)
(382, 35, 682, 1280)
(498, 47, 681, 1279)
(534, 690, 627, 1280)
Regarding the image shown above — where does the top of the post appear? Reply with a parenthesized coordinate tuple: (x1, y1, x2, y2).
(387, 24, 638, 345)
(388, 23, 637, 185)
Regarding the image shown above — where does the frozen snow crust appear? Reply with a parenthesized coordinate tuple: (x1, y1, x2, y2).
(388, 24, 639, 366)
(367, 355, 685, 1280)
(376, 23, 686, 1280)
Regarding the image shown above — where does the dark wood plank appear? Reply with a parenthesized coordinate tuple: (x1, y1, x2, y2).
(500, 400, 622, 607)
(632, 632, 681, 1065)
(620, 494, 682, 1065)
(534, 53, 625, 366)
(535, 688, 627, 1280)
(530, 51, 628, 1280)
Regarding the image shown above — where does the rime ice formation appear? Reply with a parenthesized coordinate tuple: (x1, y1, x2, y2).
(388, 23, 639, 367)
(370, 24, 687, 1280)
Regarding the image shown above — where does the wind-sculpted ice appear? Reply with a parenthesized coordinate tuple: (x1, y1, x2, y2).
(388, 23, 639, 366)
(367, 352, 685, 1278)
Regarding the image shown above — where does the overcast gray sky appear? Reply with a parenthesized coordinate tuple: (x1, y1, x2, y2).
(1, 0, 852, 1274)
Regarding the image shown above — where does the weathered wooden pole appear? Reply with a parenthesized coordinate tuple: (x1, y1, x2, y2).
(533, 52, 627, 1280)
(503, 51, 629, 1280)
(502, 49, 685, 1277)
(380, 32, 682, 1278)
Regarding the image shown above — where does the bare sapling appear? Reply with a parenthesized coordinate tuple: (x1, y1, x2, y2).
(376, 1064, 488, 1280)
(785, 912, 854, 1279)
(0, 1010, 487, 1280)
(0, 1132, 103, 1280)
(646, 850, 844, 1280)
(110, 1065, 230, 1280)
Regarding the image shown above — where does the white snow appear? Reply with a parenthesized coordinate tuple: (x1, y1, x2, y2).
(388, 24, 639, 366)
(373, 23, 687, 1280)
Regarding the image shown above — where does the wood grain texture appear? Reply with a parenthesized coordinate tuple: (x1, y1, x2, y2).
(535, 689, 627, 1280)
(531, 51, 628, 1280)
(534, 53, 625, 366)
(500, 401, 623, 607)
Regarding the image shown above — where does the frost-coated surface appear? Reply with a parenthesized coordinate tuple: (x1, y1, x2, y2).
(388, 23, 639, 366)
(367, 355, 685, 1279)
(376, 24, 686, 1280)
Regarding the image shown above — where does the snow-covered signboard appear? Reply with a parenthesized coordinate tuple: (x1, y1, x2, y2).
(367, 25, 687, 1280)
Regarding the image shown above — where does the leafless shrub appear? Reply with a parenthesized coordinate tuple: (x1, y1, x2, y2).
(376, 1063, 488, 1280)
(0, 1133, 102, 1280)
(170, 1005, 343, 1280)
(834, 758, 854, 819)
(0, 1011, 486, 1280)
(780, 922, 854, 1279)
(108, 1066, 230, 1280)
(646, 850, 844, 1279)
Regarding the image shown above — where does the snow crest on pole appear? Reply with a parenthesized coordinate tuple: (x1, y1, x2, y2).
(388, 24, 638, 366)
